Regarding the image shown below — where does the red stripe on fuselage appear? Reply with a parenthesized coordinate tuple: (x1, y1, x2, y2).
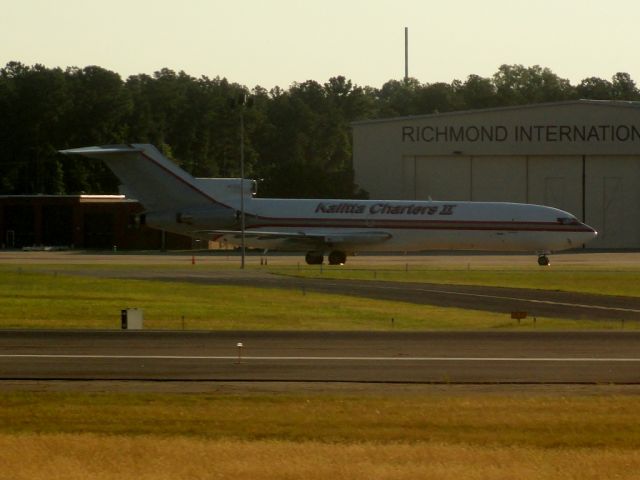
(244, 218, 593, 233)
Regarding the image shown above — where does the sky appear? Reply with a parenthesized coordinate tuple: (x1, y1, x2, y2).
(2, 0, 639, 89)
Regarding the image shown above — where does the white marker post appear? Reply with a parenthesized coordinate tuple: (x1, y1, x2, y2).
(236, 342, 244, 364)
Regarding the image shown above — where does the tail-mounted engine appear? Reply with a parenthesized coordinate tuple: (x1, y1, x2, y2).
(145, 204, 237, 231)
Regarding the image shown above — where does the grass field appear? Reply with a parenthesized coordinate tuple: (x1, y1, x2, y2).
(1, 392, 640, 479)
(3, 254, 640, 478)
(269, 264, 640, 297)
(6, 434, 640, 480)
(10, 253, 640, 297)
(0, 267, 630, 330)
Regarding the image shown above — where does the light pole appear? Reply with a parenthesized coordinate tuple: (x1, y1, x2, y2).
(239, 93, 246, 269)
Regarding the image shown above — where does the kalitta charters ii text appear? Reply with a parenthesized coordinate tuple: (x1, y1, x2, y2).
(401, 124, 640, 143)
(315, 202, 456, 215)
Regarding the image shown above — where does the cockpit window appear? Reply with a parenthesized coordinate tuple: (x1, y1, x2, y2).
(557, 217, 579, 225)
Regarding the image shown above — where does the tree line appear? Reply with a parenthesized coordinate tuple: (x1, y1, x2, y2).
(1, 62, 638, 198)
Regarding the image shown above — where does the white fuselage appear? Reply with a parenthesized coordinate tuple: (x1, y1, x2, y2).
(152, 195, 597, 254)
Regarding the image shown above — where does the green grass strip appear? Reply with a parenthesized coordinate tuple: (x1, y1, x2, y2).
(0, 269, 628, 330)
(268, 265, 640, 297)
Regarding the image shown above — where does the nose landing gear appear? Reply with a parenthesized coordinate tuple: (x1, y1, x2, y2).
(537, 255, 550, 266)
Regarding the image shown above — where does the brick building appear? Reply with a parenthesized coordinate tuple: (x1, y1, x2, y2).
(0, 195, 192, 250)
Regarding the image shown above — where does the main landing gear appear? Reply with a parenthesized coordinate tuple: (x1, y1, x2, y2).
(305, 252, 324, 265)
(305, 250, 347, 265)
(328, 250, 347, 265)
(537, 254, 550, 266)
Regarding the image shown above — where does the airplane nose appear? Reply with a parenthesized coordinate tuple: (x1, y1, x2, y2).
(579, 222, 598, 244)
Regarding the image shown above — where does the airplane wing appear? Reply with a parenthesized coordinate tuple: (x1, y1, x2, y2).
(194, 229, 392, 249)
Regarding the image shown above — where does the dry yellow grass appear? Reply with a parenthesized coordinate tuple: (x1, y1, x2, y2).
(1, 433, 639, 480)
(3, 392, 640, 478)
(4, 393, 640, 448)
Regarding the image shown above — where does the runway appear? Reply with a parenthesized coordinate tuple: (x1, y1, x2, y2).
(2, 330, 640, 384)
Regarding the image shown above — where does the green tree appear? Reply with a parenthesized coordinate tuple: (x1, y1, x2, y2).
(255, 78, 368, 198)
(493, 64, 574, 105)
(576, 77, 614, 99)
(376, 78, 422, 117)
(460, 74, 497, 109)
(1, 61, 639, 200)
(611, 72, 638, 100)
(0, 62, 70, 194)
(59, 65, 131, 194)
(415, 81, 464, 113)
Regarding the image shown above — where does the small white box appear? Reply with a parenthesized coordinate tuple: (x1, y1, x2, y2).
(121, 308, 144, 330)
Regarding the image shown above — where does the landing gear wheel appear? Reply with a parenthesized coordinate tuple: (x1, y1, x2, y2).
(328, 250, 347, 265)
(537, 255, 550, 266)
(305, 252, 324, 265)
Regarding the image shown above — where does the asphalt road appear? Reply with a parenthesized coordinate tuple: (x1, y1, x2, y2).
(2, 330, 640, 384)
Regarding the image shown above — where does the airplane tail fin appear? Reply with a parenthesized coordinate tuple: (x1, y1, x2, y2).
(61, 144, 219, 211)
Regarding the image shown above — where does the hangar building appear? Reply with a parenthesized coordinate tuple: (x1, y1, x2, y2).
(352, 100, 640, 249)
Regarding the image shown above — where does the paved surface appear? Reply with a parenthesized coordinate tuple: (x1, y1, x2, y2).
(2, 330, 640, 384)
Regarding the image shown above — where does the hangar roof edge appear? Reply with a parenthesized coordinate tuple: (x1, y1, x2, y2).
(350, 99, 640, 127)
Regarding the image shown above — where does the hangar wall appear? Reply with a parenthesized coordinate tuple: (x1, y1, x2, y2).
(352, 100, 640, 248)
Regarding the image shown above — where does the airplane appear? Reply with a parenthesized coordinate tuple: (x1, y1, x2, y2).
(61, 144, 598, 266)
